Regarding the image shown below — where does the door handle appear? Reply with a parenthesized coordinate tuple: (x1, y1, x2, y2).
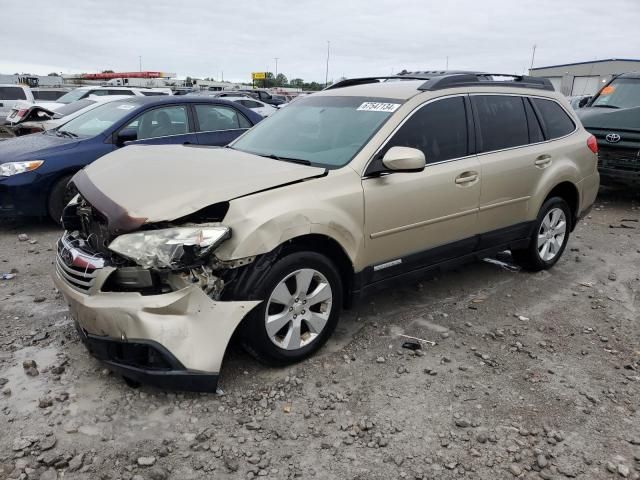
(455, 171, 479, 185)
(183, 142, 192, 145)
(535, 154, 552, 167)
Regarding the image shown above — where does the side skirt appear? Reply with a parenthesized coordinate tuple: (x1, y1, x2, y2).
(351, 222, 533, 303)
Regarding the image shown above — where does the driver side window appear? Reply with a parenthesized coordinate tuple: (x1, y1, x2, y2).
(123, 105, 188, 140)
(382, 96, 469, 164)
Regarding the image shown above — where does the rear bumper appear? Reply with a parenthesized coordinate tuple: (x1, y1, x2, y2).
(76, 323, 220, 392)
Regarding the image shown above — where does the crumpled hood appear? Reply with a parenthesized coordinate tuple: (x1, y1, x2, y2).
(577, 106, 640, 132)
(0, 131, 79, 163)
(74, 144, 326, 230)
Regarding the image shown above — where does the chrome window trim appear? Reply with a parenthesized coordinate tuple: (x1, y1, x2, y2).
(196, 127, 247, 134)
(362, 92, 579, 178)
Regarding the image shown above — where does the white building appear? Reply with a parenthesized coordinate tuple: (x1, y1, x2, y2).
(529, 58, 640, 96)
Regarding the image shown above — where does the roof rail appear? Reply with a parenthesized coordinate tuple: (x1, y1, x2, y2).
(324, 71, 554, 92)
(418, 73, 554, 91)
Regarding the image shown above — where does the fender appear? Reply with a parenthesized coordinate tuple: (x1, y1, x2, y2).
(215, 168, 365, 269)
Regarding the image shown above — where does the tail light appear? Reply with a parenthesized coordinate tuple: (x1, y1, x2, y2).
(587, 135, 598, 154)
(16, 109, 28, 118)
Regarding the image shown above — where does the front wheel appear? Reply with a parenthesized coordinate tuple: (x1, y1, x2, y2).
(239, 251, 343, 365)
(511, 197, 571, 271)
(47, 175, 77, 224)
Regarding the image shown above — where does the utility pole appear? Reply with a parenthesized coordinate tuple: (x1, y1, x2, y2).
(529, 45, 537, 71)
(325, 41, 330, 86)
(139, 56, 142, 72)
(446, 56, 449, 70)
(274, 57, 279, 84)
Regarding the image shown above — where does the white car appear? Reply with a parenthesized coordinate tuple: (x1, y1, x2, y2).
(0, 84, 35, 122)
(8, 95, 130, 136)
(221, 96, 277, 117)
(28, 86, 172, 112)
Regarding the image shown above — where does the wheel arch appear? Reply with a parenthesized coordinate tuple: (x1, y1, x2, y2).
(542, 181, 580, 230)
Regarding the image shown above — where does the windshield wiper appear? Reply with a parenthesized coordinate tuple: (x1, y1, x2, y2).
(592, 104, 620, 109)
(56, 130, 78, 138)
(261, 154, 312, 166)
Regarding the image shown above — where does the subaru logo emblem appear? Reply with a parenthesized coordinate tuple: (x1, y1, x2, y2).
(605, 133, 621, 143)
(61, 248, 74, 267)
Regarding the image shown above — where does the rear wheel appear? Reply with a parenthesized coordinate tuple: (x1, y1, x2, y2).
(240, 251, 342, 365)
(47, 175, 77, 224)
(512, 197, 571, 271)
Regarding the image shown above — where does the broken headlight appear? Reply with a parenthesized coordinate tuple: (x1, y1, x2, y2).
(108, 226, 230, 269)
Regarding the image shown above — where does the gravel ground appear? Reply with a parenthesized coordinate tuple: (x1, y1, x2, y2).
(1, 188, 639, 480)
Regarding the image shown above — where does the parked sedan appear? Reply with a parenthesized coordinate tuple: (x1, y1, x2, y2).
(0, 96, 262, 222)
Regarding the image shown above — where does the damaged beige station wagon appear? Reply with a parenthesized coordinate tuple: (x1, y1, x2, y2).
(53, 72, 599, 391)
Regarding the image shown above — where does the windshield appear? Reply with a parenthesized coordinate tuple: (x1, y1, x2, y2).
(57, 100, 138, 137)
(56, 89, 88, 104)
(591, 78, 640, 109)
(231, 95, 401, 168)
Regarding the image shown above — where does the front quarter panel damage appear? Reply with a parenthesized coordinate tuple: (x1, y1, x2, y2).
(215, 169, 364, 269)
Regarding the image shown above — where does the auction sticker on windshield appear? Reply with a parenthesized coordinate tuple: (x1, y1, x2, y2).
(357, 102, 400, 113)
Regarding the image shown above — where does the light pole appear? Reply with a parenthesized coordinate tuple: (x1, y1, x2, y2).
(325, 41, 330, 86)
(274, 57, 279, 85)
(139, 56, 142, 72)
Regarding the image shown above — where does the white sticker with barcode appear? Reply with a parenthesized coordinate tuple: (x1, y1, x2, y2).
(357, 102, 400, 113)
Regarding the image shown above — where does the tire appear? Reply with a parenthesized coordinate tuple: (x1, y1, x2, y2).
(239, 251, 343, 366)
(47, 175, 77, 224)
(511, 197, 571, 271)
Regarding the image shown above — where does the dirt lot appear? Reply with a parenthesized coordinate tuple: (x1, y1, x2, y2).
(1, 188, 639, 480)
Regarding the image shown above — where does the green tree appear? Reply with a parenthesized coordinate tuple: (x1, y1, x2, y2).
(101, 69, 114, 73)
(275, 73, 288, 87)
(290, 78, 304, 88)
(47, 72, 60, 76)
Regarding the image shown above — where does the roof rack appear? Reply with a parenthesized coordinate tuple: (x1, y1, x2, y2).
(325, 71, 554, 92)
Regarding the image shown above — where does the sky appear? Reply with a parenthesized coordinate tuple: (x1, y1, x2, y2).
(1, 0, 640, 83)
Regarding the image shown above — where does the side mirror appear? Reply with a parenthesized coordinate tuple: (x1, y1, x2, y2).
(382, 146, 426, 172)
(578, 96, 591, 108)
(115, 128, 137, 146)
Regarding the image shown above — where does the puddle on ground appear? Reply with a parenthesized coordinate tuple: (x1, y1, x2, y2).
(1, 345, 62, 413)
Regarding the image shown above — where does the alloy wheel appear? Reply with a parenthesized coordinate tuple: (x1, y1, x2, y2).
(265, 268, 333, 350)
(537, 207, 567, 261)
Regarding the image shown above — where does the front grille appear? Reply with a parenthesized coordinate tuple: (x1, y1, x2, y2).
(56, 233, 106, 292)
(598, 146, 640, 172)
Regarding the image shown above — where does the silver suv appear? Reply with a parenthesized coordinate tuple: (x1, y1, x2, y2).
(53, 72, 599, 391)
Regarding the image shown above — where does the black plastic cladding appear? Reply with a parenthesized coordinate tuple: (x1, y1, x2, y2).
(325, 72, 554, 92)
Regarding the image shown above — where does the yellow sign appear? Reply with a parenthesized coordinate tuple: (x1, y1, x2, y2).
(252, 72, 266, 80)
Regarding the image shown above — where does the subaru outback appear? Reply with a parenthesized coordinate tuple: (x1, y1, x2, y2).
(53, 72, 599, 391)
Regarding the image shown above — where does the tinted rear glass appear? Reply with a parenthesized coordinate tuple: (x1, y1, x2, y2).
(532, 98, 575, 140)
(33, 90, 65, 101)
(0, 87, 27, 100)
(473, 95, 528, 152)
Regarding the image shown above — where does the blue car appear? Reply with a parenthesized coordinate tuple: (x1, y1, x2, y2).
(0, 96, 262, 221)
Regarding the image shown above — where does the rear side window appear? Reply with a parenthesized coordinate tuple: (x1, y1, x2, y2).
(33, 90, 65, 101)
(194, 104, 251, 131)
(0, 87, 27, 100)
(531, 98, 575, 140)
(472, 95, 528, 152)
(383, 96, 468, 164)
